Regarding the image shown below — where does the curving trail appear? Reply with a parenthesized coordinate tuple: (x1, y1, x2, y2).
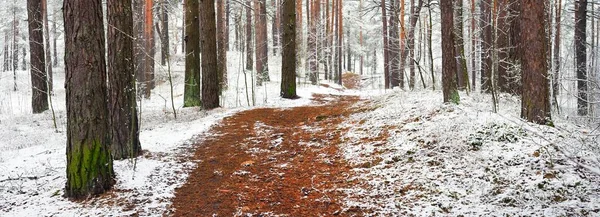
(172, 94, 363, 216)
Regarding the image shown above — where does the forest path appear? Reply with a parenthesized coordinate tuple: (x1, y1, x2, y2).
(171, 94, 365, 216)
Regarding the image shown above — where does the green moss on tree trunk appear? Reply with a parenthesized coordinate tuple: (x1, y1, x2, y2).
(66, 139, 114, 199)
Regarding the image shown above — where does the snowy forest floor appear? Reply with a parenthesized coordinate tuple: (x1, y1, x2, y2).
(2, 51, 600, 216)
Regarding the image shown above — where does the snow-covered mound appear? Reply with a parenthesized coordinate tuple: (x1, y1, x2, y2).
(340, 91, 600, 216)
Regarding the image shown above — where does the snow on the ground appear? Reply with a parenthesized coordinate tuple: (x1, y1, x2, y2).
(339, 90, 600, 216)
(0, 51, 355, 216)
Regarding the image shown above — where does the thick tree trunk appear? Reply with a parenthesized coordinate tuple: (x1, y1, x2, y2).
(64, 0, 115, 199)
(183, 0, 201, 107)
(441, 0, 460, 104)
(520, 0, 551, 124)
(308, 0, 318, 84)
(575, 0, 588, 116)
(107, 0, 142, 160)
(27, 0, 49, 113)
(281, 0, 297, 99)
(200, 0, 220, 109)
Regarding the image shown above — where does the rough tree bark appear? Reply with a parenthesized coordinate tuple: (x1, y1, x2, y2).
(281, 0, 297, 99)
(107, 0, 142, 160)
(217, 0, 228, 90)
(27, 0, 49, 113)
(520, 0, 551, 124)
(63, 0, 115, 199)
(183, 0, 201, 107)
(200, 0, 220, 109)
(246, 0, 254, 71)
(441, 0, 460, 104)
(575, 0, 588, 116)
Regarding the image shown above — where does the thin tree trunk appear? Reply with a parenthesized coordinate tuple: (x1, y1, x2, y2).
(27, 0, 49, 113)
(336, 0, 342, 85)
(217, 0, 228, 90)
(160, 0, 169, 66)
(575, 0, 588, 116)
(480, 0, 492, 92)
(246, 0, 253, 71)
(42, 0, 53, 93)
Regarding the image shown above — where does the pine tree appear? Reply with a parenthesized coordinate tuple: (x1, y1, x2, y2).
(441, 0, 460, 104)
(520, 0, 551, 124)
(200, 0, 220, 109)
(107, 0, 142, 160)
(183, 0, 201, 107)
(281, 0, 297, 99)
(27, 0, 49, 113)
(64, 0, 115, 199)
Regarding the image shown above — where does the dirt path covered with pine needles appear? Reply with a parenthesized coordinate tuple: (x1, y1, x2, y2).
(171, 94, 367, 216)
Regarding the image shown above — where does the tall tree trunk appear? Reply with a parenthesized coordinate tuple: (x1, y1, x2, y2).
(428, 5, 435, 90)
(143, 0, 155, 98)
(480, 0, 492, 93)
(217, 0, 228, 90)
(296, 0, 303, 71)
(3, 31, 8, 72)
(406, 0, 424, 90)
(107, 0, 142, 160)
(183, 0, 201, 107)
(454, 0, 468, 90)
(281, 0, 297, 98)
(441, 0, 460, 104)
(520, 0, 551, 124)
(308, 0, 318, 84)
(200, 0, 220, 109)
(27, 0, 49, 113)
(160, 0, 169, 66)
(52, 10, 58, 67)
(359, 0, 364, 76)
(133, 0, 146, 98)
(255, 0, 270, 85)
(42, 0, 53, 93)
(246, 0, 254, 71)
(389, 0, 400, 88)
(64, 0, 115, 199)
(336, 0, 342, 85)
(470, 0, 476, 90)
(13, 10, 19, 91)
(272, 0, 280, 55)
(575, 0, 588, 116)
